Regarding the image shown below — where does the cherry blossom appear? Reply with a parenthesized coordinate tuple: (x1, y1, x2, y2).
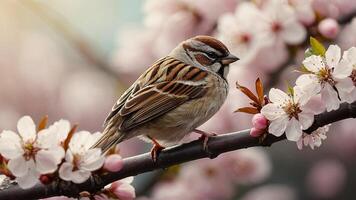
(217, 2, 268, 66)
(318, 18, 340, 39)
(241, 184, 296, 200)
(104, 177, 136, 200)
(307, 160, 346, 199)
(151, 180, 197, 200)
(250, 114, 268, 137)
(342, 47, 356, 102)
(262, 0, 306, 45)
(103, 154, 124, 172)
(287, 0, 315, 25)
(296, 45, 354, 111)
(58, 131, 104, 184)
(223, 149, 271, 185)
(337, 17, 356, 49)
(297, 125, 331, 150)
(0, 116, 65, 189)
(179, 159, 234, 200)
(261, 87, 317, 141)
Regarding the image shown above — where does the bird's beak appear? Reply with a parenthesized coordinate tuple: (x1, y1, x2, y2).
(221, 54, 239, 65)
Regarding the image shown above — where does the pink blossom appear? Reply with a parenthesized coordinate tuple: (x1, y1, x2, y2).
(337, 17, 356, 49)
(151, 181, 197, 200)
(179, 159, 234, 200)
(287, 0, 315, 25)
(262, 0, 307, 45)
(252, 113, 268, 130)
(108, 177, 136, 200)
(103, 154, 124, 172)
(241, 184, 296, 200)
(318, 18, 340, 39)
(250, 127, 265, 137)
(41, 197, 75, 200)
(307, 160, 346, 199)
(144, 0, 238, 57)
(222, 149, 271, 185)
(312, 0, 356, 19)
(218, 2, 269, 67)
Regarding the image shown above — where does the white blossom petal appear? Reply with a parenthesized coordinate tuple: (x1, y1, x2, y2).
(0, 130, 23, 159)
(71, 170, 91, 184)
(59, 162, 74, 181)
(261, 104, 284, 120)
(301, 95, 325, 114)
(17, 116, 36, 142)
(285, 118, 303, 141)
(293, 86, 310, 105)
(296, 74, 321, 97)
(321, 84, 340, 112)
(298, 112, 314, 129)
(35, 148, 64, 174)
(7, 156, 28, 177)
(121, 177, 134, 184)
(69, 131, 94, 153)
(47, 119, 71, 143)
(269, 88, 289, 105)
(80, 149, 104, 171)
(325, 45, 341, 68)
(302, 55, 325, 73)
(335, 78, 355, 93)
(268, 116, 288, 137)
(333, 59, 353, 79)
(36, 129, 57, 149)
(343, 47, 356, 65)
(16, 168, 39, 189)
(282, 22, 306, 44)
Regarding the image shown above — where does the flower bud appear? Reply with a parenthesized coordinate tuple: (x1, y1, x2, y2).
(103, 154, 124, 172)
(252, 113, 268, 130)
(318, 18, 340, 39)
(250, 127, 264, 137)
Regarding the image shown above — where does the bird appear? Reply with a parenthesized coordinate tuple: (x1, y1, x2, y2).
(92, 35, 239, 161)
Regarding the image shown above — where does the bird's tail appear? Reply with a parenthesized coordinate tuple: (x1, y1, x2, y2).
(91, 126, 126, 154)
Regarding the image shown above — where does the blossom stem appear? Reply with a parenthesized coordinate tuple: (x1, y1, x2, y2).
(0, 101, 355, 200)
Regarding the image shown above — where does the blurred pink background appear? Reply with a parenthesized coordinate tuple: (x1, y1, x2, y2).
(0, 0, 356, 199)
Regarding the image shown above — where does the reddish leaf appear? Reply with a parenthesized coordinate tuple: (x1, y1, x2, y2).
(236, 82, 259, 104)
(37, 115, 48, 132)
(234, 107, 259, 114)
(63, 125, 78, 150)
(255, 78, 264, 105)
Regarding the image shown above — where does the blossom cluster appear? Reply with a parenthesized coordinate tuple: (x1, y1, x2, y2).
(237, 38, 355, 149)
(0, 116, 135, 200)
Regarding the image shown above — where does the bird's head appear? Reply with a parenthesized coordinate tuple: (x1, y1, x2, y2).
(170, 35, 239, 80)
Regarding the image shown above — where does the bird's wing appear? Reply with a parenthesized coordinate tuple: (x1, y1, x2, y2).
(119, 80, 207, 131)
(104, 56, 209, 132)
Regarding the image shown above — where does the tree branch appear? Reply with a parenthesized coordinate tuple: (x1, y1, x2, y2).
(0, 102, 355, 200)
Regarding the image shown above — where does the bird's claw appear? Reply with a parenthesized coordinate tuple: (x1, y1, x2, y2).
(194, 129, 217, 158)
(150, 144, 165, 163)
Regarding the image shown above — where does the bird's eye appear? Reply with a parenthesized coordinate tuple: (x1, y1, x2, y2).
(206, 52, 218, 59)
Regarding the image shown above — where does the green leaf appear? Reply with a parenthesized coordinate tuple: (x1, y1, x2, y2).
(285, 81, 294, 96)
(304, 48, 313, 58)
(310, 37, 326, 56)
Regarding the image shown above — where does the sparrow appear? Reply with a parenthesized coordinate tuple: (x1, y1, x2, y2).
(92, 35, 239, 161)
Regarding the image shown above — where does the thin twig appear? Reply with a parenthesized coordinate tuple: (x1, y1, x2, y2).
(0, 102, 355, 200)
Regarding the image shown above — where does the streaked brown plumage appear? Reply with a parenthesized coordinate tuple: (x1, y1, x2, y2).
(92, 35, 239, 161)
